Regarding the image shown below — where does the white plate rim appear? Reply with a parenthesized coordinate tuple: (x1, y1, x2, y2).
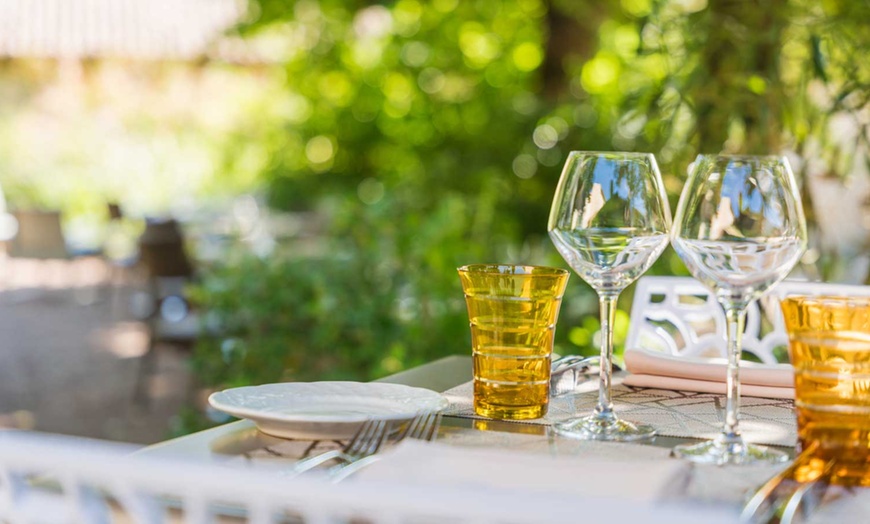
(208, 381, 448, 425)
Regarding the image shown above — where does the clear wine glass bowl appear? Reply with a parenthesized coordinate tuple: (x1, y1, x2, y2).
(671, 154, 807, 464)
(548, 151, 671, 441)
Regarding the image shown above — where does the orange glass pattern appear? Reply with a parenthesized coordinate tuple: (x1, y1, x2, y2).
(458, 264, 569, 420)
(781, 296, 870, 486)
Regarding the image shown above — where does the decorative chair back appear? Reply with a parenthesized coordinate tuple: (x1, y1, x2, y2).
(625, 276, 870, 364)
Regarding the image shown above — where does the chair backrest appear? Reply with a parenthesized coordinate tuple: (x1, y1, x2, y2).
(6, 210, 69, 260)
(0, 430, 733, 524)
(138, 219, 193, 278)
(107, 203, 124, 221)
(626, 276, 870, 364)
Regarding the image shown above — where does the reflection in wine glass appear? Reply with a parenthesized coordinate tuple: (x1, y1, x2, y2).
(671, 154, 807, 465)
(548, 151, 671, 441)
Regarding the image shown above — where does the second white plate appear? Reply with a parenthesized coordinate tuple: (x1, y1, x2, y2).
(208, 381, 448, 440)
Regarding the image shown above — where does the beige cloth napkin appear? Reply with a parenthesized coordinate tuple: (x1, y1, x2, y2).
(623, 348, 794, 399)
(355, 439, 691, 503)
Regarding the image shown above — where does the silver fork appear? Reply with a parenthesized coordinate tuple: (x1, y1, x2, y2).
(402, 411, 442, 442)
(288, 419, 389, 475)
(329, 411, 442, 482)
(550, 356, 622, 396)
(779, 459, 836, 524)
(740, 444, 830, 524)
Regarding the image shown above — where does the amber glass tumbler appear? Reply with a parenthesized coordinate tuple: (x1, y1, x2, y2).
(782, 296, 870, 486)
(458, 264, 569, 420)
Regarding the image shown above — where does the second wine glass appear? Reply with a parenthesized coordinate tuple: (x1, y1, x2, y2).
(671, 154, 807, 465)
(548, 151, 671, 441)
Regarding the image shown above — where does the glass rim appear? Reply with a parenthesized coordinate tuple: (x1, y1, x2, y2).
(693, 153, 788, 162)
(566, 150, 656, 159)
(457, 264, 569, 277)
(781, 295, 870, 307)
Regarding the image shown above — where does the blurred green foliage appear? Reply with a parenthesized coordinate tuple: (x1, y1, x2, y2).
(184, 0, 868, 431)
(547, 0, 869, 278)
(190, 0, 576, 398)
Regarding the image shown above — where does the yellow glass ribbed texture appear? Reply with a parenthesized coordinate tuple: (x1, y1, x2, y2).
(782, 296, 870, 486)
(458, 265, 569, 420)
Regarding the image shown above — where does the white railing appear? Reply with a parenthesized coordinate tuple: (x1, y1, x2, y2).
(0, 430, 734, 524)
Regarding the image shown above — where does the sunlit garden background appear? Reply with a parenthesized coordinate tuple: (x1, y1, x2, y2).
(0, 0, 867, 440)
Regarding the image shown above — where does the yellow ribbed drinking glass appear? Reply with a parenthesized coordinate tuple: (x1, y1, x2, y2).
(458, 264, 569, 420)
(782, 296, 870, 486)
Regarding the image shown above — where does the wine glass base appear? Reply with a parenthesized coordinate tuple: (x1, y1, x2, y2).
(553, 414, 656, 442)
(673, 436, 789, 465)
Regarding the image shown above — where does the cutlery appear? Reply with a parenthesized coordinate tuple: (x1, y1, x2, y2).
(740, 443, 830, 523)
(329, 411, 442, 482)
(289, 419, 389, 475)
(550, 356, 622, 397)
(778, 459, 835, 524)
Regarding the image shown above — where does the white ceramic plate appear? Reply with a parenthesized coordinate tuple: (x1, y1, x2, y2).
(208, 381, 448, 440)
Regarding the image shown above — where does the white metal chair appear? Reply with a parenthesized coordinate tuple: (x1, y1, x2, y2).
(626, 276, 870, 364)
(0, 430, 735, 524)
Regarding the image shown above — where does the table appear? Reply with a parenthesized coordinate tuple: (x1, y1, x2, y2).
(140, 355, 773, 460)
(139, 356, 870, 522)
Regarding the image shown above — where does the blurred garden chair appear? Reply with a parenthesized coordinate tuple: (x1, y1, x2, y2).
(1, 210, 74, 297)
(2, 210, 112, 303)
(5, 210, 69, 261)
(134, 218, 199, 404)
(100, 202, 142, 310)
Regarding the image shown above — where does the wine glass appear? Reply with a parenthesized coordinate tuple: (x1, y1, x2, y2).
(548, 151, 671, 441)
(671, 154, 807, 465)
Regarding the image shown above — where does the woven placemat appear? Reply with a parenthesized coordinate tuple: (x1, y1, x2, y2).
(442, 379, 797, 447)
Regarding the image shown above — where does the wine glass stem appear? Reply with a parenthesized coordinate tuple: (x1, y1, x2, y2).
(595, 293, 619, 418)
(723, 307, 747, 440)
